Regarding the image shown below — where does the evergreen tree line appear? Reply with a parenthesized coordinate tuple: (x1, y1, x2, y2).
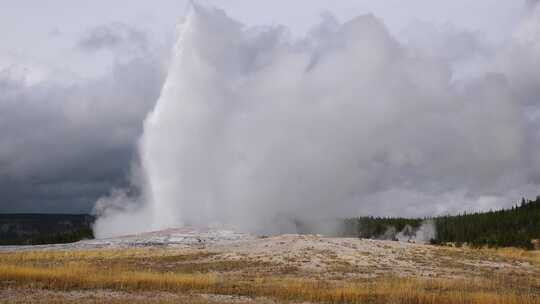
(341, 217, 423, 239)
(0, 227, 94, 246)
(342, 196, 540, 249)
(0, 214, 95, 245)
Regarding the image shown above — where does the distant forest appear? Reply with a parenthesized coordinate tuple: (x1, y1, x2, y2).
(2, 197, 540, 248)
(342, 196, 540, 249)
(0, 214, 94, 245)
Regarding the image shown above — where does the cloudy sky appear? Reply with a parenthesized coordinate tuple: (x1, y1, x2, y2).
(0, 0, 536, 215)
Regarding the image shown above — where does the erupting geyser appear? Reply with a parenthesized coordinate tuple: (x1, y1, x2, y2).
(93, 4, 540, 238)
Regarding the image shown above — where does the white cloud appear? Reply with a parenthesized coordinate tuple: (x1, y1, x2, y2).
(94, 4, 540, 237)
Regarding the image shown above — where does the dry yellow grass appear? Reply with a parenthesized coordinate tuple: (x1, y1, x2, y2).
(0, 263, 217, 291)
(434, 244, 540, 265)
(0, 248, 199, 263)
(1, 247, 540, 304)
(486, 247, 540, 264)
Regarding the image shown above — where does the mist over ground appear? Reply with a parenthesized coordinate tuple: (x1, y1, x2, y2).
(92, 3, 540, 237)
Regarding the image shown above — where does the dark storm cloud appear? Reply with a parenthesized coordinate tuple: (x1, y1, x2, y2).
(0, 27, 165, 213)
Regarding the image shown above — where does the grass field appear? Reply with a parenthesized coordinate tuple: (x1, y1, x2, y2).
(1, 243, 540, 304)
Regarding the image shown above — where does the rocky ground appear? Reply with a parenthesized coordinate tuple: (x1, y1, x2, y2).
(1, 228, 539, 303)
(2, 227, 537, 279)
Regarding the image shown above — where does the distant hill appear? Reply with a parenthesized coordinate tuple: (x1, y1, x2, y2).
(0, 214, 94, 245)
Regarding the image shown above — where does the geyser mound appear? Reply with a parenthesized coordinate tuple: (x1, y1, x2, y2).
(93, 4, 540, 238)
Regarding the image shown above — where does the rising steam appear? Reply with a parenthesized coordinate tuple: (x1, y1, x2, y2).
(93, 4, 540, 237)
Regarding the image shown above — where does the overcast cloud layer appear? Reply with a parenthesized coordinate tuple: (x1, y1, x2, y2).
(1, 2, 539, 229)
(0, 23, 165, 213)
(91, 3, 540, 237)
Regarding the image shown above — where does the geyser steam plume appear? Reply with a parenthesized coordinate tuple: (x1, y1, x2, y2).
(94, 4, 540, 237)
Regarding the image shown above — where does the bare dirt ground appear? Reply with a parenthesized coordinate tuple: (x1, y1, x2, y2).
(0, 288, 272, 304)
(1, 228, 539, 303)
(2, 228, 534, 279)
